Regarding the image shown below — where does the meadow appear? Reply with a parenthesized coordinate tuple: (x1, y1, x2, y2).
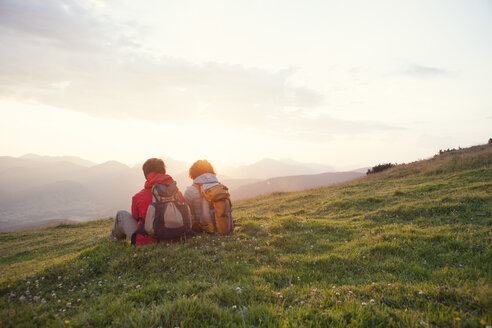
(0, 144, 491, 327)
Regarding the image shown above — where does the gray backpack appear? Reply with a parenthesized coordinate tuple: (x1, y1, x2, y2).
(133, 181, 192, 243)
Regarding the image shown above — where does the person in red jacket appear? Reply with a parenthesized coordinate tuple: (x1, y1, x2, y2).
(110, 158, 185, 246)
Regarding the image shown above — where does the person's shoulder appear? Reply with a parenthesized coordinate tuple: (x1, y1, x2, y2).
(132, 188, 148, 201)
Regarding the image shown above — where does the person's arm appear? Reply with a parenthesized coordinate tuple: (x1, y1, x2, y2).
(131, 195, 139, 220)
(183, 185, 196, 204)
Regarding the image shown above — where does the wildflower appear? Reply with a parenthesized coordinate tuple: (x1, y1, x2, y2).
(455, 317, 460, 321)
(370, 299, 375, 305)
(77, 298, 81, 302)
(335, 292, 340, 296)
(82, 289, 87, 294)
(232, 305, 237, 309)
(41, 298, 47, 304)
(332, 285, 336, 289)
(480, 320, 486, 325)
(348, 290, 353, 296)
(418, 290, 423, 295)
(254, 247, 260, 252)
(136, 285, 141, 289)
(361, 302, 367, 306)
(66, 302, 72, 308)
(235, 287, 242, 294)
(19, 296, 26, 302)
(65, 320, 70, 324)
(133, 253, 137, 258)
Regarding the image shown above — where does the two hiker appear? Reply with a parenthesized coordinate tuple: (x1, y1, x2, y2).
(110, 158, 233, 246)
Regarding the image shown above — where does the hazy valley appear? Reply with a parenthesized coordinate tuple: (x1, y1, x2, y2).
(0, 155, 363, 231)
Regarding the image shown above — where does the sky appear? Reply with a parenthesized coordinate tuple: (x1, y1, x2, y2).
(0, 0, 491, 169)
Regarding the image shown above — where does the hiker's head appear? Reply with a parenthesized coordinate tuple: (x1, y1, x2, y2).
(189, 160, 216, 180)
(142, 158, 166, 178)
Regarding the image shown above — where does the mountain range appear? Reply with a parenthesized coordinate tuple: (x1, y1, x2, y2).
(0, 154, 365, 231)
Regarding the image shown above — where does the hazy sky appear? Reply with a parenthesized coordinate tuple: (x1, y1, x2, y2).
(0, 0, 491, 169)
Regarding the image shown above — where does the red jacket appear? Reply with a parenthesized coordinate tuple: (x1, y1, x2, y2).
(131, 172, 184, 246)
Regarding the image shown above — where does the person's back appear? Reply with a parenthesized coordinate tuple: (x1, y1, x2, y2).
(110, 158, 184, 245)
(184, 160, 233, 235)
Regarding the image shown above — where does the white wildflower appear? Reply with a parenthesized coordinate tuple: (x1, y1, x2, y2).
(235, 287, 242, 294)
(136, 285, 141, 289)
(361, 302, 367, 306)
(19, 295, 26, 302)
(370, 299, 375, 305)
(66, 302, 72, 308)
(232, 305, 237, 309)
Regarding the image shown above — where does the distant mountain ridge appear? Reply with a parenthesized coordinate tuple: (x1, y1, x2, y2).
(19, 154, 97, 167)
(223, 158, 335, 180)
(230, 171, 364, 200)
(0, 154, 349, 231)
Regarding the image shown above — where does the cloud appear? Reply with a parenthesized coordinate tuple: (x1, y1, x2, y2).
(403, 64, 450, 77)
(0, 0, 396, 139)
(0, 0, 325, 126)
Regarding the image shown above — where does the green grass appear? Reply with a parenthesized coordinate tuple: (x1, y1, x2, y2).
(1, 144, 491, 327)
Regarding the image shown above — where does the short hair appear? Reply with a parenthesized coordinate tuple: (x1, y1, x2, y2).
(142, 158, 166, 178)
(189, 160, 216, 180)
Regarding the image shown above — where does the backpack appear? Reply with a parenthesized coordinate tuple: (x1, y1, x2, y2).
(132, 181, 192, 243)
(197, 183, 234, 235)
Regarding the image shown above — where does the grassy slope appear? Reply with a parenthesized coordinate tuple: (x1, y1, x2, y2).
(1, 144, 491, 327)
